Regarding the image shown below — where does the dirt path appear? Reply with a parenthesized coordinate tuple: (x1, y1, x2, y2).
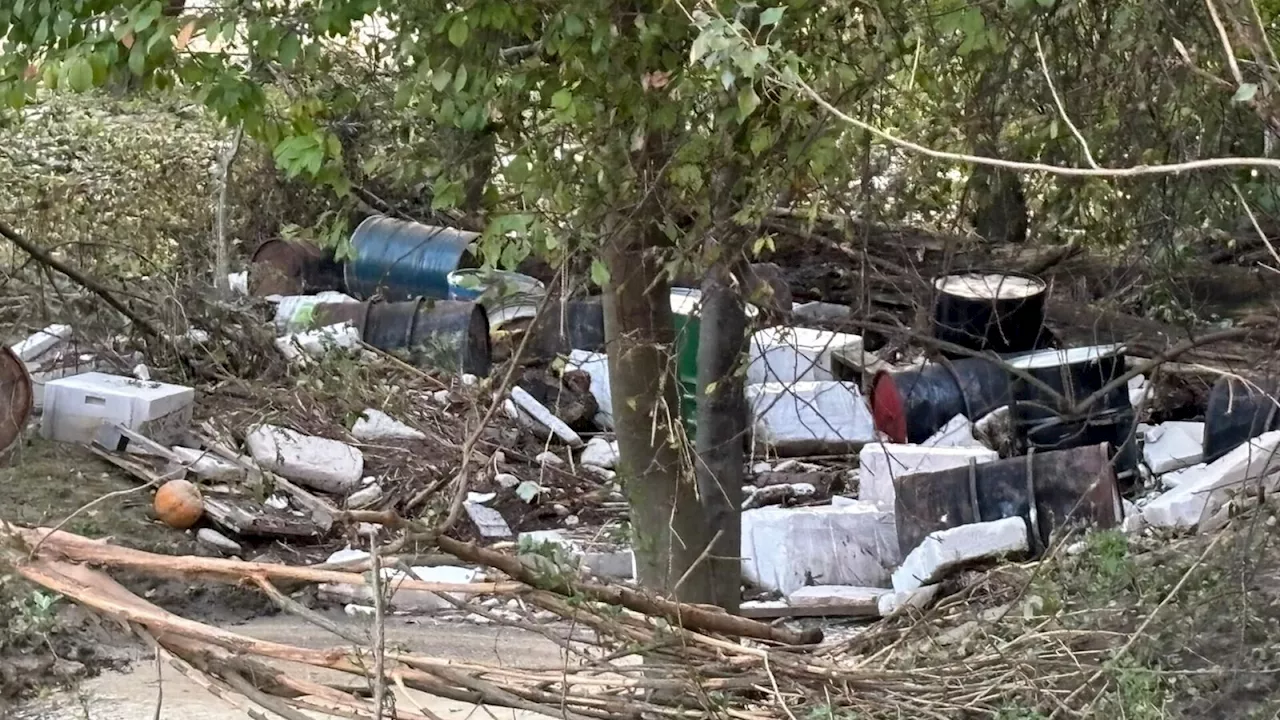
(12, 614, 570, 720)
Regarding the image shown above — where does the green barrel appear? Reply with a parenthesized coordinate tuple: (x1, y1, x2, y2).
(668, 288, 760, 438)
(669, 289, 703, 437)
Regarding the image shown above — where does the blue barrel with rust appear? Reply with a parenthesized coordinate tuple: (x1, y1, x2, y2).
(344, 216, 478, 301)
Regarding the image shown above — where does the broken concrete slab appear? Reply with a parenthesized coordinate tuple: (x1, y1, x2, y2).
(878, 584, 941, 618)
(858, 443, 998, 511)
(892, 516, 1029, 593)
(464, 502, 513, 539)
(923, 414, 984, 448)
(741, 501, 898, 595)
(746, 326, 864, 385)
(746, 380, 876, 455)
(245, 424, 364, 494)
(1141, 430, 1280, 530)
(579, 436, 619, 469)
(351, 409, 426, 442)
(1142, 421, 1205, 474)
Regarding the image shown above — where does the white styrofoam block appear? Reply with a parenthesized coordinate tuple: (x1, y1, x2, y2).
(565, 350, 612, 428)
(28, 355, 103, 410)
(227, 271, 249, 296)
(892, 517, 1029, 593)
(786, 585, 886, 615)
(10, 324, 71, 363)
(923, 414, 984, 448)
(746, 326, 864, 385)
(511, 386, 583, 447)
(878, 584, 941, 617)
(351, 408, 426, 442)
(1142, 421, 1205, 474)
(41, 372, 194, 445)
(579, 436, 619, 469)
(170, 446, 244, 482)
(275, 323, 362, 363)
(1142, 431, 1280, 529)
(246, 424, 364, 494)
(742, 502, 899, 594)
(858, 443, 999, 510)
(1161, 462, 1206, 490)
(747, 381, 876, 452)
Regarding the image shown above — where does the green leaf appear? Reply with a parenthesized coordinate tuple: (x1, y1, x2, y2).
(448, 19, 469, 48)
(454, 63, 468, 92)
(550, 87, 573, 110)
(53, 10, 71, 38)
(590, 259, 610, 287)
(737, 86, 761, 120)
(278, 33, 302, 66)
(1233, 83, 1259, 103)
(749, 125, 773, 156)
(431, 68, 452, 92)
(65, 57, 92, 92)
(128, 43, 146, 75)
(759, 7, 784, 26)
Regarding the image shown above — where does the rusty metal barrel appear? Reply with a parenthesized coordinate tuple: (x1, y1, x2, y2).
(0, 346, 33, 455)
(249, 239, 344, 297)
(312, 299, 491, 377)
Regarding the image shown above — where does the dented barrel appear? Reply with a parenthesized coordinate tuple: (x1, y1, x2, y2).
(0, 346, 33, 455)
(344, 216, 478, 301)
(312, 299, 491, 377)
(249, 239, 344, 297)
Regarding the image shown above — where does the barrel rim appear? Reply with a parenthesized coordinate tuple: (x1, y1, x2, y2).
(0, 345, 33, 455)
(1007, 343, 1126, 371)
(932, 268, 1048, 297)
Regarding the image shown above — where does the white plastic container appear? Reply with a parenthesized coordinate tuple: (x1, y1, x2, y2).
(41, 372, 194, 445)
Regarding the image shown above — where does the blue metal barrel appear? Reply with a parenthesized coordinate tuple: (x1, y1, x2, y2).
(344, 216, 478, 301)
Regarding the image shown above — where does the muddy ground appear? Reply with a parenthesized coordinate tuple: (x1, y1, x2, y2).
(0, 438, 277, 709)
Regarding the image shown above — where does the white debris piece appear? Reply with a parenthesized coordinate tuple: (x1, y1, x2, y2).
(325, 547, 369, 565)
(1141, 430, 1280, 529)
(245, 424, 364, 494)
(1128, 374, 1150, 408)
(272, 292, 361, 334)
(535, 451, 564, 466)
(42, 372, 194, 445)
(318, 565, 481, 612)
(227, 271, 249, 296)
(169, 446, 245, 482)
(346, 483, 383, 509)
(973, 406, 1014, 452)
(1161, 462, 1205, 490)
(878, 584, 941, 618)
(786, 585, 886, 617)
(564, 350, 613, 428)
(495, 472, 521, 489)
(579, 436, 620, 469)
(10, 324, 71, 363)
(465, 502, 513, 539)
(196, 528, 242, 555)
(1141, 421, 1205, 474)
(923, 414, 984, 448)
(275, 322, 362, 363)
(746, 381, 876, 454)
(858, 443, 999, 511)
(892, 517, 1029, 593)
(510, 387, 584, 447)
(351, 408, 426, 442)
(791, 301, 853, 324)
(742, 501, 899, 594)
(747, 326, 864, 385)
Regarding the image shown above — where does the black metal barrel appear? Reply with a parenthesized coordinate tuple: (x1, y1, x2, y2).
(933, 270, 1049, 357)
(311, 299, 491, 377)
(869, 357, 1014, 444)
(1203, 376, 1280, 463)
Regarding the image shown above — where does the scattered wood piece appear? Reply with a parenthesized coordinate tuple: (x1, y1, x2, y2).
(202, 494, 323, 539)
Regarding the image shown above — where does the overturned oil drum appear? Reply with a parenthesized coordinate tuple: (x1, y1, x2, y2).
(933, 270, 1049, 357)
(313, 299, 491, 377)
(527, 296, 608, 358)
(894, 443, 1121, 557)
(0, 346, 33, 455)
(1007, 344, 1139, 483)
(1203, 376, 1280, 464)
(249, 239, 344, 297)
(344, 216, 478, 301)
(869, 357, 1013, 444)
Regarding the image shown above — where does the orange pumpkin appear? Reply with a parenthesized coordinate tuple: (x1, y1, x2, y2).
(154, 479, 204, 529)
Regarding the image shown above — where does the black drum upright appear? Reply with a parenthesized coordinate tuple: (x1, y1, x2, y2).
(933, 270, 1049, 357)
(1007, 344, 1139, 486)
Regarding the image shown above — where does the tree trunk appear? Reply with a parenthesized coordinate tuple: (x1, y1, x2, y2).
(693, 260, 747, 612)
(602, 218, 713, 602)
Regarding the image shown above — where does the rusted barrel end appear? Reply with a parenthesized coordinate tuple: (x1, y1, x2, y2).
(0, 346, 33, 455)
